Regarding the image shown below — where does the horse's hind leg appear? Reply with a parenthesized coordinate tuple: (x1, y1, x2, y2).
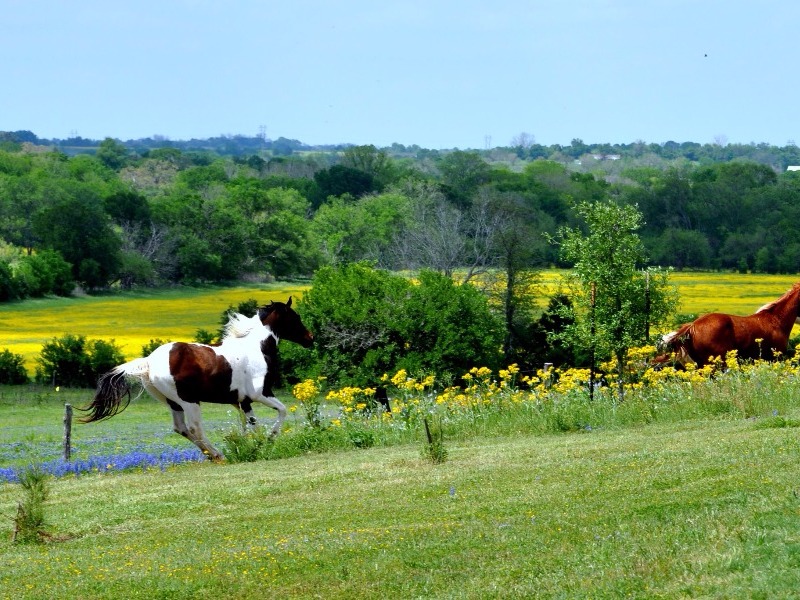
(239, 398, 258, 429)
(165, 400, 191, 439)
(143, 383, 192, 439)
(181, 402, 223, 461)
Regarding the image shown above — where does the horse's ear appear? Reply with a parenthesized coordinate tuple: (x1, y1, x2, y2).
(287, 296, 293, 308)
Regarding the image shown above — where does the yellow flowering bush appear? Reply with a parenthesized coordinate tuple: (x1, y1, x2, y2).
(291, 377, 326, 428)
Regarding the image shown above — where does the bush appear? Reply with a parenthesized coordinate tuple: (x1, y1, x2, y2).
(24, 250, 74, 296)
(222, 425, 274, 463)
(294, 263, 503, 386)
(142, 338, 167, 357)
(0, 260, 18, 300)
(35, 334, 125, 388)
(0, 349, 29, 384)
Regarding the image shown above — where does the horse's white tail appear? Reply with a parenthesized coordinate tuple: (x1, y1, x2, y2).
(78, 358, 151, 423)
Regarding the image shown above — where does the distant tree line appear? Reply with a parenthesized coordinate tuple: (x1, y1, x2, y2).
(3, 129, 800, 169)
(1, 132, 800, 299)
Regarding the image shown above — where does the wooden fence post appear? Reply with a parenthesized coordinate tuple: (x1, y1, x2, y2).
(589, 282, 596, 402)
(543, 362, 553, 388)
(63, 403, 72, 462)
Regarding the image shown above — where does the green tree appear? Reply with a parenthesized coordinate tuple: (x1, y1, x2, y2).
(341, 144, 396, 189)
(95, 138, 129, 170)
(311, 192, 411, 265)
(32, 183, 122, 288)
(247, 187, 318, 277)
(0, 260, 16, 300)
(649, 228, 712, 270)
(14, 250, 74, 297)
(311, 165, 376, 208)
(557, 200, 676, 402)
(437, 150, 491, 207)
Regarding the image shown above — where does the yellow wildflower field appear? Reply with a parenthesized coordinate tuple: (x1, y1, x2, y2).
(2, 271, 800, 376)
(0, 284, 308, 374)
(538, 270, 800, 315)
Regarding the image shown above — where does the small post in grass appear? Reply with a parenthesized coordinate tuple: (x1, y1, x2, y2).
(543, 363, 553, 388)
(63, 404, 72, 462)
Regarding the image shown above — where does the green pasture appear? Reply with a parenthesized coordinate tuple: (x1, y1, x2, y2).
(3, 411, 800, 598)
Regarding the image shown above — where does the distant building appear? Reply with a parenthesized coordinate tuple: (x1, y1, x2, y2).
(787, 166, 800, 172)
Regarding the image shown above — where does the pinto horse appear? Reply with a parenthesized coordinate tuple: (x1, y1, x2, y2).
(654, 283, 800, 367)
(79, 298, 313, 460)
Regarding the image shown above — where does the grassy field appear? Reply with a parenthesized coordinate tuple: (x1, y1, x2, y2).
(2, 409, 800, 598)
(3, 272, 800, 597)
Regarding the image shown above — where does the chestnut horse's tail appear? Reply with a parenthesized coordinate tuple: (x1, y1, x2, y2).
(79, 358, 150, 423)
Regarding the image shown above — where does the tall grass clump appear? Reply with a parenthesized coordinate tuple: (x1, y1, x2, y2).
(11, 465, 51, 544)
(421, 416, 448, 463)
(221, 424, 274, 463)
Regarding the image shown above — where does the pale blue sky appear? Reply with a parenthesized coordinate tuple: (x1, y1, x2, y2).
(2, 0, 798, 149)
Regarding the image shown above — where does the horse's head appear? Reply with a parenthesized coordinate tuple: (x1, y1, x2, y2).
(258, 297, 314, 348)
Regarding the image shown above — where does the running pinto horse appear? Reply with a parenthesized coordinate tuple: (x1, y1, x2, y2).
(79, 298, 313, 460)
(654, 283, 800, 368)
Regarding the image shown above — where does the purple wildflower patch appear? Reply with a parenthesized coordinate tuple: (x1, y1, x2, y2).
(0, 447, 204, 484)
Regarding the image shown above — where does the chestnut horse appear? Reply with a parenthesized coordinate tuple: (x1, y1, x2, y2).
(79, 299, 313, 460)
(654, 283, 800, 367)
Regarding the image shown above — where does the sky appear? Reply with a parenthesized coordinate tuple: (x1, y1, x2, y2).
(2, 0, 798, 150)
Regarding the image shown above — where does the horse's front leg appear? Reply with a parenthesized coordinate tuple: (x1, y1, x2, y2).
(251, 391, 287, 438)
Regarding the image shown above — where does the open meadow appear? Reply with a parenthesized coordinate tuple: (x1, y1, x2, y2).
(3, 271, 800, 597)
(3, 411, 800, 598)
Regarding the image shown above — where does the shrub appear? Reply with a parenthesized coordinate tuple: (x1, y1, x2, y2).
(212, 298, 259, 342)
(0, 260, 18, 300)
(20, 250, 74, 296)
(85, 339, 126, 380)
(222, 425, 273, 463)
(142, 338, 167, 357)
(294, 263, 503, 386)
(0, 349, 29, 384)
(421, 416, 448, 464)
(35, 334, 125, 388)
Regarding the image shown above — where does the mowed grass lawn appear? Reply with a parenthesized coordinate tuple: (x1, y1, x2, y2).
(3, 416, 800, 598)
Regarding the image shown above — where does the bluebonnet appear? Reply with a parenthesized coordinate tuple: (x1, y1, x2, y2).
(0, 447, 204, 484)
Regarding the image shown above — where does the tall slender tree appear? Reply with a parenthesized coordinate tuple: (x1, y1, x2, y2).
(557, 200, 676, 402)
